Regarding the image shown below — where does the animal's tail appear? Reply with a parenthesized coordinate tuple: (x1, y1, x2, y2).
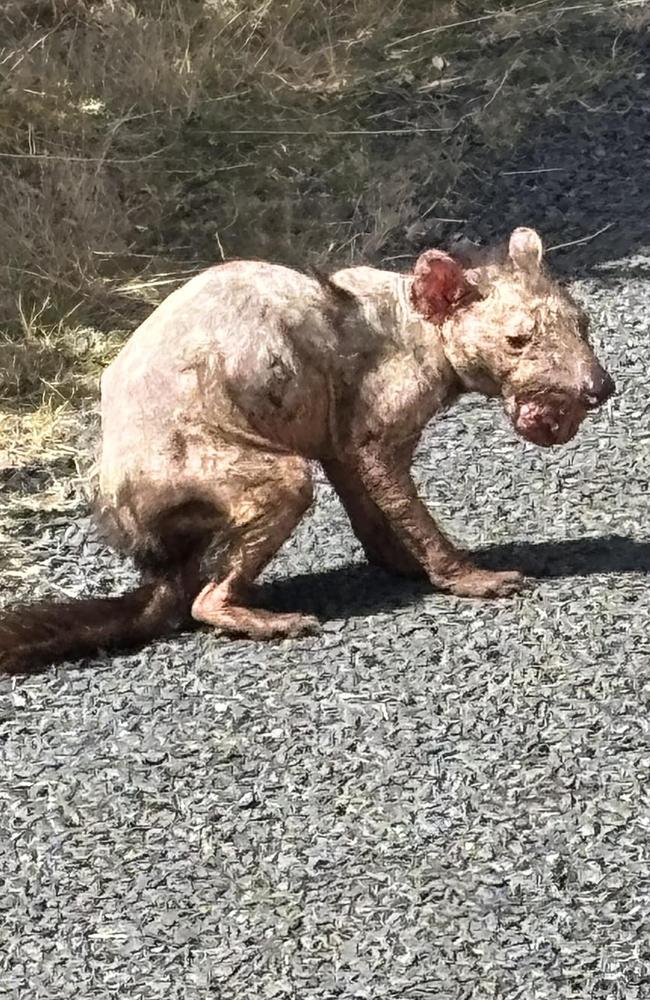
(0, 577, 190, 675)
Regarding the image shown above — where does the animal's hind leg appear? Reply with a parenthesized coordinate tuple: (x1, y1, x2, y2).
(191, 455, 320, 640)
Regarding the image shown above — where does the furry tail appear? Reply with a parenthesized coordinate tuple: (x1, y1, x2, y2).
(0, 578, 189, 675)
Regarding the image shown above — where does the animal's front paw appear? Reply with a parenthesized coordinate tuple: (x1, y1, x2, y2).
(442, 568, 526, 599)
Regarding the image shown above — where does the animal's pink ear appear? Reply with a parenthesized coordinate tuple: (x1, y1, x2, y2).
(508, 227, 543, 273)
(411, 249, 478, 323)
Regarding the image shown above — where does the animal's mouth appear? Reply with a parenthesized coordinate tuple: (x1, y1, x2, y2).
(505, 391, 587, 448)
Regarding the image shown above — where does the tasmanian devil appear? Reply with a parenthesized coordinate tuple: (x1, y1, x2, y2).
(0, 227, 615, 673)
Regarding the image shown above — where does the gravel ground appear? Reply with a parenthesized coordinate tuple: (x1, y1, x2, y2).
(2, 69, 650, 1000)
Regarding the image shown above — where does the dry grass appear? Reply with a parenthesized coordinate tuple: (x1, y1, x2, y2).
(0, 0, 645, 464)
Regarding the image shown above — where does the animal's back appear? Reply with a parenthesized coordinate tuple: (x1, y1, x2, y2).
(99, 261, 342, 499)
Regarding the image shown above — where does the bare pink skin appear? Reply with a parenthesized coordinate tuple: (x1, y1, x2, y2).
(90, 226, 614, 640)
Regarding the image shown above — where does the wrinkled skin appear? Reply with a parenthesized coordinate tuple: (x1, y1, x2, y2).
(98, 227, 614, 640)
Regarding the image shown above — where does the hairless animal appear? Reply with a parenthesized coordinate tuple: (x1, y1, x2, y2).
(0, 228, 615, 673)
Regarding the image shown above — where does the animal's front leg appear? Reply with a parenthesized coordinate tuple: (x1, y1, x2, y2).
(352, 445, 524, 598)
(323, 458, 425, 578)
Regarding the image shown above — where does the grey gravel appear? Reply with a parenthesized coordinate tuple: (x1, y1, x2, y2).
(2, 78, 650, 1000)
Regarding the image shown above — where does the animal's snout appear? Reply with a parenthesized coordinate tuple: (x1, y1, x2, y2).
(582, 368, 615, 409)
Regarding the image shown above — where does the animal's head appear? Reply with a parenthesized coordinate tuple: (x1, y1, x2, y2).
(410, 227, 615, 447)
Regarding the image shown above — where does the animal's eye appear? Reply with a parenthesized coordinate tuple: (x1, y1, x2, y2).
(506, 332, 531, 350)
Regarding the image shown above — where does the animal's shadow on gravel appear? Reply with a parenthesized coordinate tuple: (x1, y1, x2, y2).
(260, 562, 429, 620)
(473, 535, 650, 580)
(262, 535, 650, 620)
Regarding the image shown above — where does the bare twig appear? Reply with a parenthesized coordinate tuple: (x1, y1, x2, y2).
(546, 223, 615, 253)
(106, 90, 252, 132)
(0, 147, 172, 165)
(482, 68, 511, 112)
(195, 125, 453, 137)
(167, 162, 254, 176)
(214, 231, 226, 262)
(113, 273, 205, 293)
(426, 217, 468, 224)
(501, 167, 567, 176)
(421, 200, 467, 222)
